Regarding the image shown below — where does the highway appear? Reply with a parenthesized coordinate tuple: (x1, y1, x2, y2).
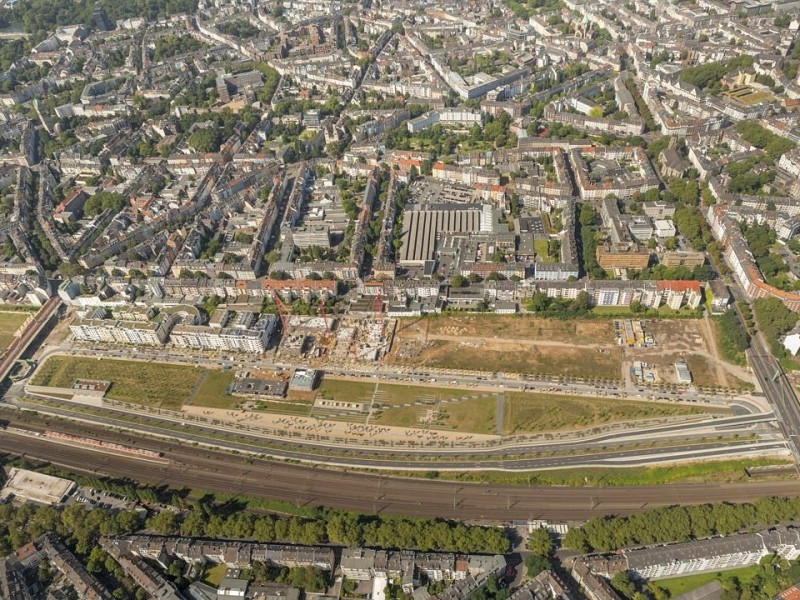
(747, 333, 800, 463)
(10, 397, 786, 470)
(1, 425, 799, 521)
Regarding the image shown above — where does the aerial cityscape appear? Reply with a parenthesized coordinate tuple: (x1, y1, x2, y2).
(0, 0, 800, 598)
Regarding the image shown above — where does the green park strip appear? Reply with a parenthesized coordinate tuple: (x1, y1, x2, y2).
(502, 392, 711, 434)
(31, 355, 204, 410)
(389, 458, 795, 487)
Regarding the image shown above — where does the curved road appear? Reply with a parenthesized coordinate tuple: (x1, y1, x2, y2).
(12, 399, 786, 470)
(1, 427, 799, 521)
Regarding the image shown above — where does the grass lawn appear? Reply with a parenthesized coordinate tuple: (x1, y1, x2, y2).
(653, 564, 761, 596)
(0, 311, 30, 349)
(254, 400, 313, 416)
(203, 563, 228, 587)
(190, 370, 236, 408)
(533, 239, 556, 263)
(372, 395, 497, 434)
(372, 383, 482, 407)
(317, 379, 376, 404)
(502, 392, 707, 434)
(31, 356, 203, 410)
(400, 457, 794, 486)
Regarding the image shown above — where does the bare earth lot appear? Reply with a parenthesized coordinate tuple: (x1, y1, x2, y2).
(387, 315, 623, 380)
(624, 319, 753, 389)
(387, 315, 753, 389)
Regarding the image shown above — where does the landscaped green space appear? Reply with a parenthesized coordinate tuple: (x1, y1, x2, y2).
(0, 310, 30, 349)
(31, 356, 202, 410)
(319, 379, 483, 407)
(652, 565, 760, 597)
(502, 392, 709, 434)
(411, 458, 792, 486)
(372, 383, 482, 407)
(316, 379, 375, 405)
(254, 400, 313, 416)
(318, 379, 498, 432)
(372, 395, 497, 434)
(190, 370, 236, 408)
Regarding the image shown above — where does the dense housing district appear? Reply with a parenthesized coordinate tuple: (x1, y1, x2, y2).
(6, 468, 800, 600)
(1, 0, 800, 599)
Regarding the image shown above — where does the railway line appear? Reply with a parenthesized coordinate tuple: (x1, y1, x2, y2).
(1, 410, 799, 521)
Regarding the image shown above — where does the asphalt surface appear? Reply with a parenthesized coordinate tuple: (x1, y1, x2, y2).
(748, 335, 800, 463)
(2, 428, 799, 521)
(11, 398, 785, 470)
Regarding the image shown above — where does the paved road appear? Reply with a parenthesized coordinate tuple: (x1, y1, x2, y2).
(10, 398, 784, 470)
(748, 334, 800, 463)
(51, 343, 754, 411)
(1, 428, 799, 522)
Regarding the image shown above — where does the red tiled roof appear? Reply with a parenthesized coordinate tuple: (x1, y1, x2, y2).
(656, 280, 701, 293)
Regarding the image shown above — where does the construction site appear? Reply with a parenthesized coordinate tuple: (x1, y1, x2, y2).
(276, 314, 397, 363)
(614, 319, 655, 348)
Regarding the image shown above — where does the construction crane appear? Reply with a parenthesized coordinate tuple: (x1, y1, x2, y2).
(373, 292, 383, 324)
(270, 289, 289, 332)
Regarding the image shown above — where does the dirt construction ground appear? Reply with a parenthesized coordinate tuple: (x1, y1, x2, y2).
(386, 315, 753, 388)
(624, 318, 753, 389)
(387, 315, 623, 380)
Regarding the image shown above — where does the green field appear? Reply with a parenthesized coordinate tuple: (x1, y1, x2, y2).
(373, 395, 497, 434)
(190, 370, 236, 408)
(316, 379, 375, 405)
(31, 356, 203, 410)
(0, 311, 30, 349)
(397, 457, 794, 487)
(652, 564, 761, 596)
(318, 379, 483, 407)
(318, 379, 498, 432)
(254, 400, 313, 416)
(502, 392, 710, 434)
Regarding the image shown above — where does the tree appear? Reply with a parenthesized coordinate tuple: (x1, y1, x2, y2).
(526, 528, 555, 557)
(83, 191, 128, 217)
(146, 511, 178, 535)
(611, 572, 637, 598)
(450, 275, 467, 288)
(754, 297, 799, 357)
(579, 203, 596, 227)
(188, 128, 222, 153)
(524, 555, 550, 578)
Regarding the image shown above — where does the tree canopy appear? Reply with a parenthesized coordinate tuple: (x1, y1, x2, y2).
(564, 497, 800, 553)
